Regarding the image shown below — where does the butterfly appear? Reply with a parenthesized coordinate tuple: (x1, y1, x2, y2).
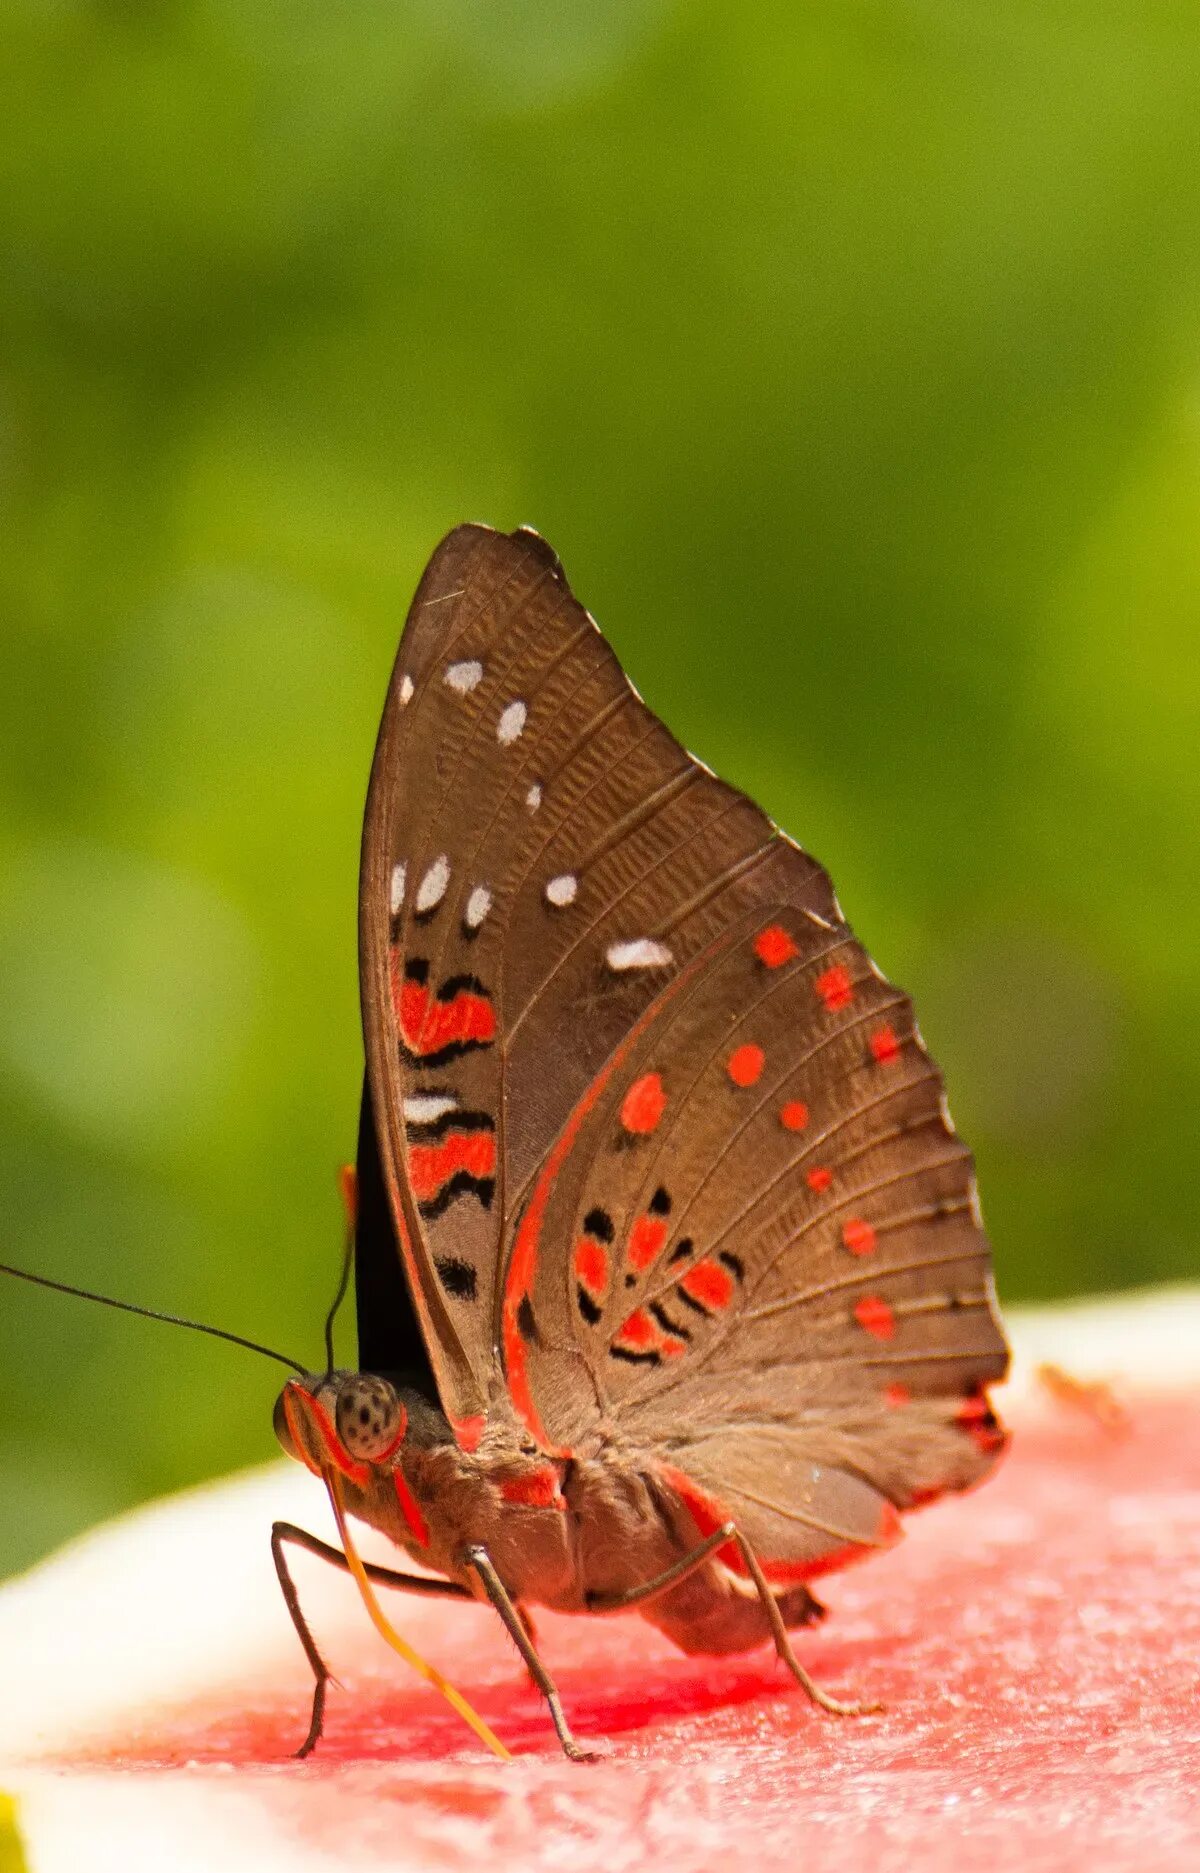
(273, 523, 1010, 1761)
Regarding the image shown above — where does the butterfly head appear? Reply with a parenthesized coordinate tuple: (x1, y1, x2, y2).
(274, 1371, 407, 1482)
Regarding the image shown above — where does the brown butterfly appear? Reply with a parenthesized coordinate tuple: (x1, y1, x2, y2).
(272, 523, 1010, 1761)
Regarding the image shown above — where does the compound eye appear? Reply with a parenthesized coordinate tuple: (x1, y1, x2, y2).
(335, 1376, 404, 1461)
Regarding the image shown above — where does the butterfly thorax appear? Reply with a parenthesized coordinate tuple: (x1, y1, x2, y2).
(275, 1372, 692, 1613)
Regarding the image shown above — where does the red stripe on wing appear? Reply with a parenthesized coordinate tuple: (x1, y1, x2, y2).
(392, 965, 497, 1058)
(408, 1131, 497, 1204)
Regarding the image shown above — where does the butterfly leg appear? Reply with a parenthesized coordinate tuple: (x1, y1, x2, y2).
(514, 1600, 543, 1690)
(271, 1521, 471, 1758)
(584, 1522, 743, 1613)
(726, 1530, 882, 1718)
(588, 1523, 877, 1718)
(463, 1544, 599, 1764)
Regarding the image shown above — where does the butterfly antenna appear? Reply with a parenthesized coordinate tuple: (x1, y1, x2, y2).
(323, 1231, 355, 1378)
(0, 1261, 307, 1376)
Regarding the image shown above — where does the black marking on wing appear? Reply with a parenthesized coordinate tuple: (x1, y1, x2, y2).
(417, 1171, 496, 1222)
(577, 1286, 603, 1325)
(649, 1301, 691, 1341)
(435, 1256, 478, 1301)
(517, 1293, 540, 1345)
(439, 973, 490, 1000)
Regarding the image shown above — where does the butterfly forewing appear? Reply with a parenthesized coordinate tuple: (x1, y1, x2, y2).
(361, 523, 1008, 1569)
(361, 525, 832, 1422)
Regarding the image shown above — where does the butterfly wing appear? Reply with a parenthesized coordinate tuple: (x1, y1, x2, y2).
(361, 521, 1009, 1567)
(508, 894, 1008, 1574)
(360, 524, 838, 1426)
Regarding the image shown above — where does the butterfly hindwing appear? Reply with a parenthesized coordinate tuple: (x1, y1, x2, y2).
(508, 898, 1007, 1573)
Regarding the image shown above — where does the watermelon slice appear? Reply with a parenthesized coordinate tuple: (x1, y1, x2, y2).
(1, 1288, 1198, 1873)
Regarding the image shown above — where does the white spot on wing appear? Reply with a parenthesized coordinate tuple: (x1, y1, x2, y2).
(465, 884, 492, 930)
(497, 699, 527, 745)
(804, 909, 833, 931)
(526, 782, 543, 811)
(403, 1094, 458, 1125)
(445, 660, 483, 694)
(416, 855, 450, 914)
(545, 873, 578, 908)
(398, 674, 414, 706)
(606, 938, 674, 971)
(389, 862, 407, 915)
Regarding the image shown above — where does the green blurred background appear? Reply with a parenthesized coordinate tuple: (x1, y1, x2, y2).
(1, 1, 1198, 1579)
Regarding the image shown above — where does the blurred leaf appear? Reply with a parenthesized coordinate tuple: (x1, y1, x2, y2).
(1, 0, 1198, 1573)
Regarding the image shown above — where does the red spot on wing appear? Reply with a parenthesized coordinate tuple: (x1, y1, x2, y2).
(573, 1236, 610, 1297)
(754, 924, 799, 969)
(806, 1166, 833, 1193)
(613, 1308, 685, 1358)
(614, 1307, 656, 1349)
(680, 1258, 735, 1312)
(842, 1217, 877, 1256)
(408, 1131, 496, 1203)
(394, 1468, 430, 1546)
(500, 1466, 565, 1510)
(870, 1024, 901, 1065)
(815, 964, 854, 1011)
(780, 1100, 809, 1131)
(883, 1382, 910, 1409)
(621, 1072, 667, 1135)
(394, 970, 496, 1057)
(727, 1043, 765, 1088)
(628, 1214, 669, 1273)
(854, 1294, 896, 1340)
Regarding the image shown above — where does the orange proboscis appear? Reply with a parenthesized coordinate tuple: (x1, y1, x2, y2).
(323, 1467, 511, 1761)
